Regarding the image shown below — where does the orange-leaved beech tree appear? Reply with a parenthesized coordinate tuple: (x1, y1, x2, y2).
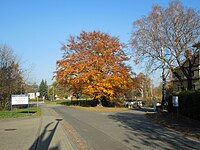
(55, 31, 135, 100)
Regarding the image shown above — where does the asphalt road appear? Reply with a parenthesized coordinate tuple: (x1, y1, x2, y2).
(52, 105, 200, 150)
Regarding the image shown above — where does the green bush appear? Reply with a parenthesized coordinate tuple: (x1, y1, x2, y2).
(166, 90, 200, 121)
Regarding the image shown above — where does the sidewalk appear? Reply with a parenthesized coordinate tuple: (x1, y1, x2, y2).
(0, 106, 74, 150)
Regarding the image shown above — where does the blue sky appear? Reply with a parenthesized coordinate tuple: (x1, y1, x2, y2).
(0, 0, 199, 85)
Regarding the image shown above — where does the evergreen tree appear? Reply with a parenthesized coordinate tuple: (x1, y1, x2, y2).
(39, 80, 48, 99)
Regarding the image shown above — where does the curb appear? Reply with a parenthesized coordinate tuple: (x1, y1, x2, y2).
(49, 108, 89, 150)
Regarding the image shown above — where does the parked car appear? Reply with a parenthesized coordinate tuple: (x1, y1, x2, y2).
(153, 102, 162, 111)
(124, 100, 143, 108)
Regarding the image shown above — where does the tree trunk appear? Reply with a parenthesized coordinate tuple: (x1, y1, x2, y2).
(187, 76, 193, 90)
(187, 63, 194, 90)
(161, 77, 167, 109)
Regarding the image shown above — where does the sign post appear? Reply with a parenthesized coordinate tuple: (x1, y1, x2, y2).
(172, 96, 179, 119)
(36, 92, 40, 107)
(153, 97, 156, 112)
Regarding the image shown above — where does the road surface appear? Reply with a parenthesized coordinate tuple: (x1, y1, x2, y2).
(45, 104, 200, 150)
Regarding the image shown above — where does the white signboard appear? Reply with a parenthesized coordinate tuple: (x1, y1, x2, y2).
(172, 96, 179, 107)
(36, 92, 40, 97)
(11, 94, 29, 105)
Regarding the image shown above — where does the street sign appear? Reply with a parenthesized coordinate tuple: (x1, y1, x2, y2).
(172, 96, 179, 107)
(36, 92, 40, 97)
(11, 94, 29, 105)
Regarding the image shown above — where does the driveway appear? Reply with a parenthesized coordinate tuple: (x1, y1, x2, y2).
(52, 105, 200, 150)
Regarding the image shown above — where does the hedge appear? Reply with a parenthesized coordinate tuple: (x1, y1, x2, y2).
(59, 99, 117, 107)
(60, 99, 99, 107)
(166, 90, 200, 121)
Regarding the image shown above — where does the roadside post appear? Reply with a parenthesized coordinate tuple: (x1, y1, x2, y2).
(36, 92, 40, 107)
(153, 97, 156, 112)
(172, 96, 179, 119)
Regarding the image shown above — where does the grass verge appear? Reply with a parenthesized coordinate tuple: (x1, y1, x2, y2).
(0, 107, 41, 119)
(44, 100, 66, 105)
(71, 105, 130, 112)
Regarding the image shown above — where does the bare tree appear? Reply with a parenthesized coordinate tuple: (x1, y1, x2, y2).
(131, 1, 200, 105)
(0, 44, 23, 110)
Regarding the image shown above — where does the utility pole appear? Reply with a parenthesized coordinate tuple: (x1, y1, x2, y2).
(53, 86, 55, 101)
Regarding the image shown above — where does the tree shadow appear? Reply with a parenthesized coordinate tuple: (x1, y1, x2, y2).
(132, 107, 154, 112)
(108, 111, 200, 150)
(20, 111, 36, 114)
(29, 119, 62, 150)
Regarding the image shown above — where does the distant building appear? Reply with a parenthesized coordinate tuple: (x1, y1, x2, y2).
(172, 42, 200, 91)
(28, 93, 36, 99)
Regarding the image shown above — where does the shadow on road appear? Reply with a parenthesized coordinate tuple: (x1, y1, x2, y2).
(108, 111, 200, 150)
(29, 119, 62, 150)
(132, 107, 154, 113)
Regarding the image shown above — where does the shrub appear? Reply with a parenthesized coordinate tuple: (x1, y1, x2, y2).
(60, 99, 99, 107)
(166, 90, 200, 121)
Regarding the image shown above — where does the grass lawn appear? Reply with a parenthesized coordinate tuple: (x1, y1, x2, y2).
(44, 101, 63, 105)
(0, 107, 41, 119)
